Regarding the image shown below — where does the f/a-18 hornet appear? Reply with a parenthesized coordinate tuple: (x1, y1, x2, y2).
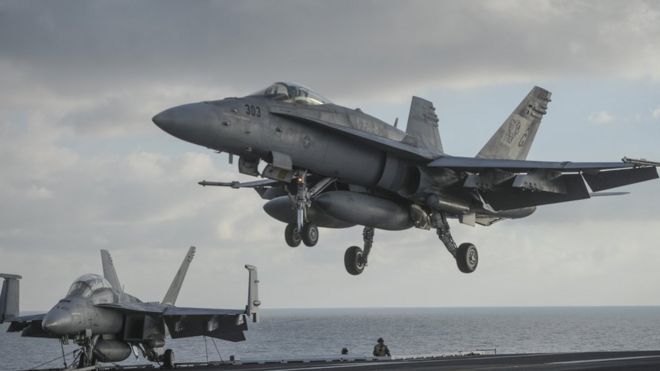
(153, 82, 659, 276)
(0, 247, 260, 368)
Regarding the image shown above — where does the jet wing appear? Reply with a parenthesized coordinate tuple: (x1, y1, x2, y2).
(270, 106, 436, 160)
(428, 156, 639, 171)
(5, 313, 58, 338)
(95, 303, 249, 342)
(162, 306, 248, 342)
(428, 156, 659, 211)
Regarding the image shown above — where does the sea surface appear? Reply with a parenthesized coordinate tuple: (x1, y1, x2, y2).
(1, 307, 660, 370)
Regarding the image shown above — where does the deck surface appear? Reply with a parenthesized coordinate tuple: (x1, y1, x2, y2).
(47, 350, 660, 371)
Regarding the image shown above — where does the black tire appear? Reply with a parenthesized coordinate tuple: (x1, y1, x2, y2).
(284, 224, 301, 247)
(344, 246, 365, 275)
(456, 243, 478, 273)
(163, 348, 175, 369)
(301, 224, 319, 247)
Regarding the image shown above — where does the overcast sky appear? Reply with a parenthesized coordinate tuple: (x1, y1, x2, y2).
(1, 0, 660, 311)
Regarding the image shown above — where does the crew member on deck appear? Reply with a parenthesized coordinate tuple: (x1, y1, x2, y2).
(373, 338, 391, 357)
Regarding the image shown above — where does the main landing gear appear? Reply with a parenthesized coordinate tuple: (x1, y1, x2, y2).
(434, 212, 478, 273)
(342, 213, 478, 276)
(344, 227, 374, 275)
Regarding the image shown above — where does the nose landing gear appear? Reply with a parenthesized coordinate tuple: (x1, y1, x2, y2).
(285, 223, 318, 247)
(283, 171, 323, 248)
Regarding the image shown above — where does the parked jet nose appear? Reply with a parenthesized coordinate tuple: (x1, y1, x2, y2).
(42, 308, 73, 335)
(152, 102, 217, 146)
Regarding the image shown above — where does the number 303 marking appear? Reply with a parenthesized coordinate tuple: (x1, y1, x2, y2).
(244, 104, 261, 117)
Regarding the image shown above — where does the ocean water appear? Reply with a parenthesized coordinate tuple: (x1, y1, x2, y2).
(1, 307, 660, 370)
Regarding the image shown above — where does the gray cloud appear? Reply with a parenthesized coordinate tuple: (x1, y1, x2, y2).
(1, 1, 660, 310)
(1, 1, 659, 101)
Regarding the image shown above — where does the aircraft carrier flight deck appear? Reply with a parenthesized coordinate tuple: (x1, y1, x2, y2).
(30, 350, 660, 371)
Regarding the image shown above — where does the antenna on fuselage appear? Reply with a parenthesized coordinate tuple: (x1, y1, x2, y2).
(394, 117, 399, 128)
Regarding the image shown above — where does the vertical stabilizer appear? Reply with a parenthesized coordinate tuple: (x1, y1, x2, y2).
(0, 273, 21, 323)
(162, 246, 196, 306)
(244, 265, 260, 323)
(100, 250, 123, 293)
(477, 86, 552, 160)
(405, 96, 443, 155)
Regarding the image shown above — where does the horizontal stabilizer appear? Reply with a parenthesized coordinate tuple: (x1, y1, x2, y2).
(583, 167, 659, 192)
(483, 174, 591, 210)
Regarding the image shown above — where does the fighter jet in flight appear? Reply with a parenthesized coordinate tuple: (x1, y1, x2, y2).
(153, 82, 659, 275)
(0, 247, 260, 368)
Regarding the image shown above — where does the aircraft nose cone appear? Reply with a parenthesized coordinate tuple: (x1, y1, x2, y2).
(152, 102, 218, 145)
(42, 308, 73, 335)
(152, 107, 178, 134)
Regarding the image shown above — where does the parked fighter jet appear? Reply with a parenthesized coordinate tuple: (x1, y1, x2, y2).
(153, 82, 659, 275)
(0, 247, 260, 368)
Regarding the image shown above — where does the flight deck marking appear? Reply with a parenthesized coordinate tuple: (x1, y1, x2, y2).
(549, 355, 660, 365)
(269, 354, 549, 371)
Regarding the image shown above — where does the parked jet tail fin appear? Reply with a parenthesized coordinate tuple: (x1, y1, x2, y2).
(0, 273, 21, 323)
(477, 86, 552, 160)
(100, 250, 123, 293)
(244, 264, 260, 323)
(162, 246, 196, 306)
(405, 96, 443, 155)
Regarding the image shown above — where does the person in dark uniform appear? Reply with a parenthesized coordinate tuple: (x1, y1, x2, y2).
(373, 338, 391, 357)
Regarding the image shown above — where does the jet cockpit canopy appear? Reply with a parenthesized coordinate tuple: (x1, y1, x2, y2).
(66, 274, 112, 298)
(250, 82, 331, 105)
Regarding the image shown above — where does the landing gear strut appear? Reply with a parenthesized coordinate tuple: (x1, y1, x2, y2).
(283, 171, 320, 248)
(344, 227, 374, 275)
(73, 334, 98, 368)
(433, 212, 478, 273)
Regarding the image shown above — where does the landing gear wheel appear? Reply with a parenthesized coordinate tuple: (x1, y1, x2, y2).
(301, 224, 319, 247)
(344, 246, 365, 275)
(285, 224, 301, 247)
(163, 348, 175, 369)
(456, 243, 478, 273)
